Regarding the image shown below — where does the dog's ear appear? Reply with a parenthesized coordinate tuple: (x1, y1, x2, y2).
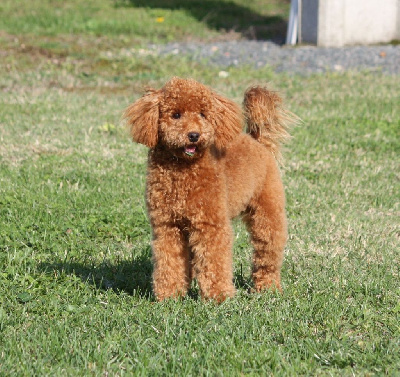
(211, 93, 243, 150)
(124, 89, 161, 148)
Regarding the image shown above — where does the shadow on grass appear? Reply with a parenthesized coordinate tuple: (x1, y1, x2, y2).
(234, 268, 253, 292)
(39, 251, 253, 300)
(116, 0, 288, 42)
(40, 254, 153, 299)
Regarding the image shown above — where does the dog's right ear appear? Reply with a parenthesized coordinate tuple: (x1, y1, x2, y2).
(124, 89, 161, 148)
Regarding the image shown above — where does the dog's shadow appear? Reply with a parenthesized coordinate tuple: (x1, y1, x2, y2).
(40, 253, 154, 298)
(40, 256, 252, 300)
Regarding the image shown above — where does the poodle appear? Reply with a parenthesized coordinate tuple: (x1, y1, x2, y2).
(124, 77, 297, 301)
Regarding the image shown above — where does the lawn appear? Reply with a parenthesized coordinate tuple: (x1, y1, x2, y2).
(1, 0, 399, 375)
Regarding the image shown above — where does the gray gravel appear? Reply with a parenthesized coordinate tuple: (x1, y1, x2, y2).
(149, 41, 400, 75)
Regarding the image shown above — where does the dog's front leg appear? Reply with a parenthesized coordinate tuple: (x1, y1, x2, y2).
(190, 222, 236, 302)
(151, 225, 191, 301)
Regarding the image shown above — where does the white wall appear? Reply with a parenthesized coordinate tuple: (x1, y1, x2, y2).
(300, 0, 400, 46)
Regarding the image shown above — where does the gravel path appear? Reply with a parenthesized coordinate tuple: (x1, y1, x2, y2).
(149, 41, 400, 75)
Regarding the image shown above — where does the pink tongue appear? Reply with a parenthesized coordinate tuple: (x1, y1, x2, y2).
(185, 146, 196, 154)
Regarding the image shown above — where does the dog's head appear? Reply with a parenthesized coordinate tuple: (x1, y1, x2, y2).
(124, 77, 243, 159)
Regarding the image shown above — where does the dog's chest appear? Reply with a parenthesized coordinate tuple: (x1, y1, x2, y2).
(146, 160, 224, 222)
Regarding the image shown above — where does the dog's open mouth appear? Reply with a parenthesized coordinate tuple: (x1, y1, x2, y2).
(184, 145, 197, 157)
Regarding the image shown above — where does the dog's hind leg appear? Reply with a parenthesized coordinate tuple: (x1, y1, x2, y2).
(151, 225, 191, 301)
(244, 162, 287, 292)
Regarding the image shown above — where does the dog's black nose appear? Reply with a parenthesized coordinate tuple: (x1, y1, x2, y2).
(188, 132, 200, 143)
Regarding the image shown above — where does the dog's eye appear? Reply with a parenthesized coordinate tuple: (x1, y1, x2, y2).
(200, 112, 206, 118)
(172, 112, 181, 119)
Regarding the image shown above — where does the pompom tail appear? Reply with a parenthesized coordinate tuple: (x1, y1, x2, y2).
(243, 86, 300, 162)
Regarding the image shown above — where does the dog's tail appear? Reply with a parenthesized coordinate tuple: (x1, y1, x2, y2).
(243, 86, 299, 162)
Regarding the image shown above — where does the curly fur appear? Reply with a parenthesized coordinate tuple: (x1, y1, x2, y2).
(124, 77, 297, 302)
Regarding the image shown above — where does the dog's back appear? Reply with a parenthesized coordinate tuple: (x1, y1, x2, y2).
(219, 87, 298, 218)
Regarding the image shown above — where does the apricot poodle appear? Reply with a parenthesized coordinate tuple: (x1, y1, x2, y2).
(124, 77, 297, 301)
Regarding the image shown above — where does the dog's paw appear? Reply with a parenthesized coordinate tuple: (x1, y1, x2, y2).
(252, 276, 282, 293)
(202, 285, 236, 303)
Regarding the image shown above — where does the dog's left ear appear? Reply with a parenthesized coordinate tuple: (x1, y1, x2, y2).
(124, 89, 161, 148)
(211, 93, 243, 150)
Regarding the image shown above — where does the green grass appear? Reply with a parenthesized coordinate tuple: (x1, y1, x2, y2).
(0, 0, 289, 42)
(1, 1, 399, 375)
